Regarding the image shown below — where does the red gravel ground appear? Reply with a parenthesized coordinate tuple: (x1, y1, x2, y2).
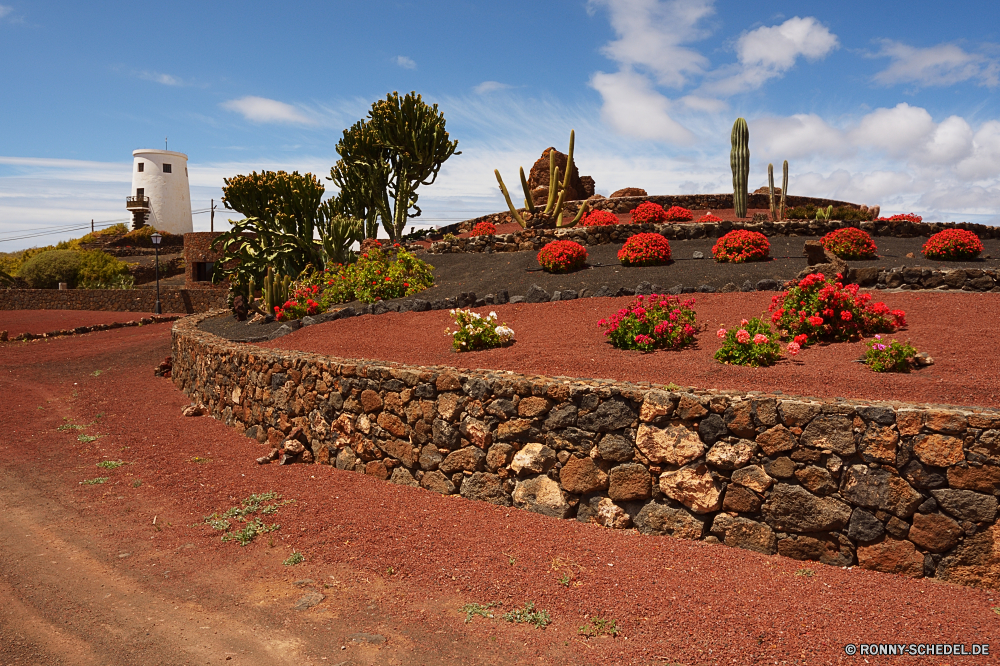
(0, 309, 158, 338)
(3, 310, 999, 666)
(264, 291, 1000, 411)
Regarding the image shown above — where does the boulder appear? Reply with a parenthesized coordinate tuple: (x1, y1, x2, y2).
(593, 498, 632, 529)
(722, 486, 762, 513)
(710, 514, 777, 555)
(579, 398, 637, 432)
(419, 444, 443, 471)
(731, 465, 774, 493)
(859, 425, 899, 464)
(705, 439, 755, 470)
(485, 442, 514, 471)
(559, 456, 609, 495)
(526, 147, 592, 203)
(935, 524, 1000, 588)
(756, 425, 797, 456)
(389, 467, 419, 487)
(840, 465, 923, 518)
(794, 465, 837, 495)
(439, 446, 486, 475)
(609, 187, 647, 198)
(931, 489, 998, 523)
(913, 434, 965, 468)
(846, 509, 885, 543)
(762, 484, 852, 533)
(947, 464, 1000, 494)
(908, 512, 963, 553)
(639, 390, 676, 422)
(800, 415, 856, 456)
(460, 472, 512, 506)
(510, 443, 557, 475)
(635, 423, 704, 465)
(420, 470, 456, 495)
(597, 433, 634, 462)
(857, 538, 925, 578)
(608, 463, 651, 501)
(777, 533, 854, 567)
(513, 475, 572, 518)
(658, 465, 723, 514)
(633, 501, 706, 539)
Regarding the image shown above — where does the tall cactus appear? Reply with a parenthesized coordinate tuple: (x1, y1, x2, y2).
(258, 267, 291, 316)
(780, 160, 788, 222)
(768, 163, 776, 221)
(730, 118, 749, 218)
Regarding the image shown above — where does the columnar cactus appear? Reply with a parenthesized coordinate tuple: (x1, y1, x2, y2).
(730, 118, 749, 218)
(768, 163, 776, 221)
(768, 160, 790, 221)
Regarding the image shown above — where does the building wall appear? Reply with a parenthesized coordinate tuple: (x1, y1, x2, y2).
(0, 288, 225, 313)
(131, 149, 193, 236)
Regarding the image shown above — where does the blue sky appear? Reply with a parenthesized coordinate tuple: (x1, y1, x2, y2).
(2, 0, 999, 249)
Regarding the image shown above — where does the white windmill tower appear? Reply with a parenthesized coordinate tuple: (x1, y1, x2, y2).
(125, 145, 194, 235)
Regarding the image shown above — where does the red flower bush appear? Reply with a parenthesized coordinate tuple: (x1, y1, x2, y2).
(878, 213, 922, 224)
(712, 230, 770, 263)
(618, 233, 672, 266)
(769, 272, 906, 345)
(922, 229, 984, 261)
(469, 221, 497, 236)
(698, 213, 723, 223)
(820, 227, 878, 260)
(580, 210, 619, 227)
(663, 205, 693, 221)
(598, 294, 698, 352)
(537, 240, 588, 273)
(630, 202, 667, 224)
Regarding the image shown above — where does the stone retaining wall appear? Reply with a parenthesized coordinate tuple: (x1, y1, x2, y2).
(428, 218, 1000, 255)
(0, 288, 226, 313)
(172, 312, 1000, 588)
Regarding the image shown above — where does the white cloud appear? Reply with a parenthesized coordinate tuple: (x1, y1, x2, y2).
(700, 17, 838, 96)
(955, 121, 1000, 179)
(872, 40, 999, 88)
(395, 55, 416, 70)
(474, 81, 512, 94)
(753, 114, 846, 160)
(220, 96, 315, 125)
(589, 69, 695, 143)
(0, 5, 12, 19)
(138, 70, 183, 86)
(848, 103, 936, 157)
(589, 0, 713, 88)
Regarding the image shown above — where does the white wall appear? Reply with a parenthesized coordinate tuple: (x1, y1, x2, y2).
(131, 149, 193, 235)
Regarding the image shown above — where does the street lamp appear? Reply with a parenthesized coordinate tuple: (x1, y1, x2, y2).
(150, 232, 162, 315)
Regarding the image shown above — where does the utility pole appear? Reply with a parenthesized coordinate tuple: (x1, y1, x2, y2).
(210, 199, 216, 233)
(91, 219, 94, 233)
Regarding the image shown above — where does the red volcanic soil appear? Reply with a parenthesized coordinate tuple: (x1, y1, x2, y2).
(263, 291, 1000, 410)
(0, 309, 159, 338)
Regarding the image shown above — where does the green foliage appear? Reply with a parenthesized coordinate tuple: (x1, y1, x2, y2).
(77, 250, 133, 289)
(332, 91, 460, 242)
(730, 118, 749, 218)
(326, 244, 435, 304)
(502, 602, 551, 629)
(598, 294, 698, 352)
(445, 308, 515, 351)
(203, 491, 293, 546)
(579, 617, 618, 638)
(80, 477, 108, 485)
(714, 317, 783, 367)
(863, 336, 918, 373)
(785, 205, 871, 222)
(283, 551, 305, 566)
(460, 603, 497, 623)
(96, 460, 124, 470)
(19, 249, 82, 288)
(78, 223, 129, 245)
(118, 226, 178, 247)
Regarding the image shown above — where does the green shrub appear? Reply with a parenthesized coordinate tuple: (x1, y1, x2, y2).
(78, 223, 129, 246)
(19, 250, 83, 288)
(77, 250, 133, 289)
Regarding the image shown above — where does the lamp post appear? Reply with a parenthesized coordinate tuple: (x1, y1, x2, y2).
(151, 232, 162, 315)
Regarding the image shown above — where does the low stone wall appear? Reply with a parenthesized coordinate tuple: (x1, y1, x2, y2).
(0, 288, 226, 313)
(172, 311, 1000, 587)
(428, 218, 999, 255)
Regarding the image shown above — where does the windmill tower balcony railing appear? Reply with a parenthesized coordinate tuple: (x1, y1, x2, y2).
(126, 195, 150, 211)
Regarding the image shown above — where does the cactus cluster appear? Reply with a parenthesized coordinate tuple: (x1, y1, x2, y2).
(250, 267, 291, 316)
(768, 160, 789, 221)
(730, 118, 749, 218)
(815, 205, 834, 221)
(495, 130, 590, 229)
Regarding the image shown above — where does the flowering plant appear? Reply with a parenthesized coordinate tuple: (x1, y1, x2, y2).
(820, 227, 878, 260)
(598, 294, 697, 352)
(445, 309, 514, 351)
(921, 229, 983, 261)
(878, 213, 922, 224)
(618, 233, 672, 266)
(274, 283, 326, 322)
(712, 230, 770, 263)
(863, 335, 918, 373)
(630, 202, 668, 224)
(537, 240, 588, 273)
(714, 317, 786, 367)
(469, 221, 497, 236)
(580, 210, 619, 227)
(663, 205, 694, 222)
(698, 213, 723, 223)
(769, 272, 906, 345)
(320, 245, 435, 304)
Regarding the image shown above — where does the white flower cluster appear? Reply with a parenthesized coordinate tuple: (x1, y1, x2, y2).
(495, 325, 515, 342)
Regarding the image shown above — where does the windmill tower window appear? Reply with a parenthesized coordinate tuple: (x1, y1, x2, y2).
(136, 188, 144, 197)
(137, 162, 144, 172)
(163, 163, 172, 173)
